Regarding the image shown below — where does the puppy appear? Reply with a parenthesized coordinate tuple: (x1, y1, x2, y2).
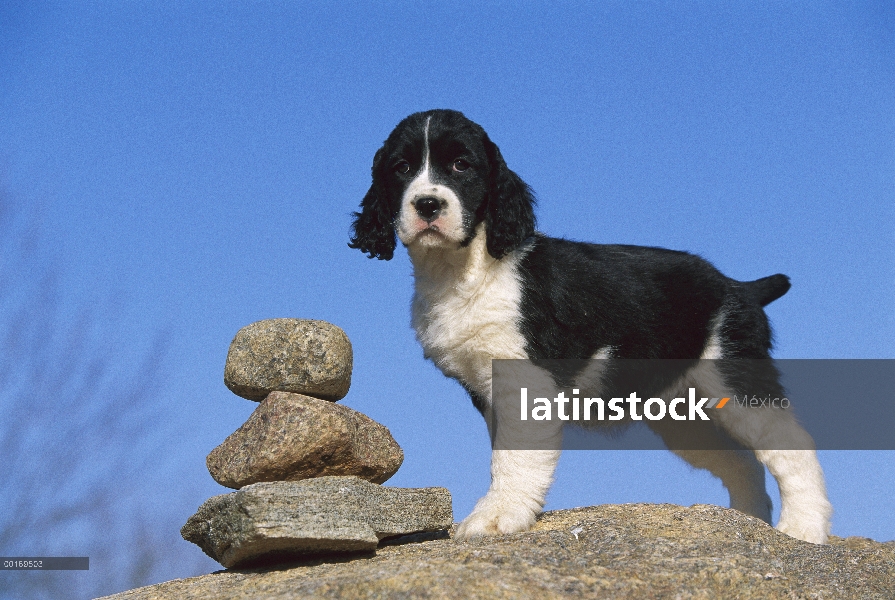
(349, 109, 832, 543)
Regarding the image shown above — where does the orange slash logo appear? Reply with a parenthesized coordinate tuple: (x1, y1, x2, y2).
(706, 397, 730, 409)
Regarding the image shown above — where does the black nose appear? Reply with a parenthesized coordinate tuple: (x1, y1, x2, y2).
(414, 197, 443, 222)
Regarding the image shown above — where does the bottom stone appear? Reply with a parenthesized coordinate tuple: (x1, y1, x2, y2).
(181, 476, 452, 568)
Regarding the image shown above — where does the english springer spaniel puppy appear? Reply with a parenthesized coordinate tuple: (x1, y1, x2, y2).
(349, 109, 832, 544)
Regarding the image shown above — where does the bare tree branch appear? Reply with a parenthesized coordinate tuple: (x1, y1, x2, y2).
(0, 187, 210, 598)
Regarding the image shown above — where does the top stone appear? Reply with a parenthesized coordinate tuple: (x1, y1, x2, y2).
(224, 319, 352, 402)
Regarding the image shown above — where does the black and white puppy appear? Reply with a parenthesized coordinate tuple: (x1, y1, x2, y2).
(349, 109, 832, 544)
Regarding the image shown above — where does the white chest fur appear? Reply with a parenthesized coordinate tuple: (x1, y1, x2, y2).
(408, 230, 529, 402)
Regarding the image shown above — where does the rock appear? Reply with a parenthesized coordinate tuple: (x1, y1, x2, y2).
(180, 477, 453, 568)
(224, 319, 352, 401)
(206, 391, 403, 488)
(102, 503, 895, 599)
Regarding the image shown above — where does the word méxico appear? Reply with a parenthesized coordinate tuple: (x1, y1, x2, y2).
(519, 388, 730, 422)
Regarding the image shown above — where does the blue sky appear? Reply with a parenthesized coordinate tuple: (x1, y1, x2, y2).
(1, 0, 893, 593)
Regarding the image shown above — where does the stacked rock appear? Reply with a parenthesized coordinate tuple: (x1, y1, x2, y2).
(181, 319, 452, 569)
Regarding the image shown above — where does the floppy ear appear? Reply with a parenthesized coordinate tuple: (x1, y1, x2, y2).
(483, 136, 536, 259)
(348, 147, 397, 260)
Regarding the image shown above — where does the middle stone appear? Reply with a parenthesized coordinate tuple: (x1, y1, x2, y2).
(207, 391, 404, 489)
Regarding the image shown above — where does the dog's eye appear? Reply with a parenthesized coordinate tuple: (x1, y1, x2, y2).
(452, 159, 470, 173)
(394, 160, 410, 174)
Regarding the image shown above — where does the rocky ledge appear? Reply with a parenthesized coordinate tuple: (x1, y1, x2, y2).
(181, 477, 452, 568)
(100, 503, 895, 599)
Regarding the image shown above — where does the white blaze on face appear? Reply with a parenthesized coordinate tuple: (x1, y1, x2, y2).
(396, 116, 465, 247)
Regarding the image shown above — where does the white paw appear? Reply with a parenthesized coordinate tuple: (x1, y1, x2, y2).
(776, 499, 833, 544)
(454, 494, 538, 540)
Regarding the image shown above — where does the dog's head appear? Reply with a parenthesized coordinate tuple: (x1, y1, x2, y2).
(349, 109, 536, 261)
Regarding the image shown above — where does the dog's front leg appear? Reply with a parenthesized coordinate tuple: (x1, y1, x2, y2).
(454, 448, 561, 539)
(455, 381, 562, 538)
(454, 361, 563, 539)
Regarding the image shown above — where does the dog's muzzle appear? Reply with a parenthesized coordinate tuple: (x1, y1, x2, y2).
(414, 196, 445, 223)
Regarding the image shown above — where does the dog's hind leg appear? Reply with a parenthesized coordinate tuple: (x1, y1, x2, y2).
(753, 447, 832, 544)
(685, 360, 832, 543)
(649, 418, 773, 523)
(721, 410, 832, 543)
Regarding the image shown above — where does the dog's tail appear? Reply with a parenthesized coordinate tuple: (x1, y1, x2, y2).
(743, 274, 791, 306)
